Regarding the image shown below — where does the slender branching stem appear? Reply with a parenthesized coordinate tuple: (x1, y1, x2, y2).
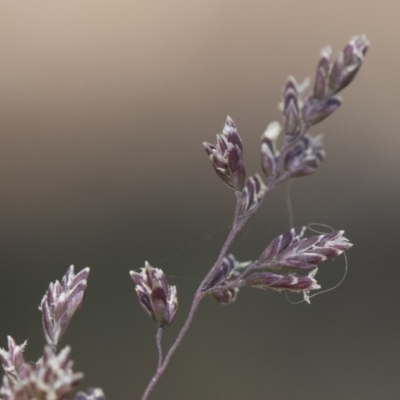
(141, 200, 245, 400)
(141, 170, 290, 400)
(140, 172, 286, 399)
(141, 291, 204, 400)
(156, 328, 164, 369)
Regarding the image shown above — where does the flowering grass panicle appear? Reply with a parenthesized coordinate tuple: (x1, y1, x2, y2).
(1, 35, 369, 400)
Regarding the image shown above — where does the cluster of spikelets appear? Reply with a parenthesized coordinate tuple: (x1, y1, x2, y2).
(0, 35, 368, 400)
(199, 35, 368, 304)
(0, 267, 105, 400)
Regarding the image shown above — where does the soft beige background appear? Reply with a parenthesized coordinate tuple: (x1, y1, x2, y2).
(1, 1, 399, 399)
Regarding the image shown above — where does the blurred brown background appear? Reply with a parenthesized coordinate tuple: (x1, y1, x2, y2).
(0, 1, 399, 399)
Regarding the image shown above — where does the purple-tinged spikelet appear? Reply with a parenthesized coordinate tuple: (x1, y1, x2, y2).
(242, 269, 320, 304)
(303, 35, 369, 125)
(74, 388, 106, 400)
(39, 265, 89, 348)
(261, 121, 281, 178)
(329, 35, 369, 94)
(130, 262, 178, 327)
(203, 254, 250, 305)
(237, 174, 267, 218)
(284, 134, 326, 177)
(0, 341, 83, 400)
(0, 336, 28, 384)
(282, 76, 302, 138)
(242, 270, 320, 292)
(313, 46, 332, 100)
(258, 227, 353, 270)
(203, 116, 246, 192)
